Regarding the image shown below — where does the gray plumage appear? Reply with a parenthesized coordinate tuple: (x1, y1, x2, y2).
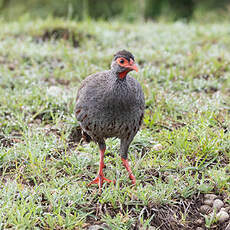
(75, 50, 145, 159)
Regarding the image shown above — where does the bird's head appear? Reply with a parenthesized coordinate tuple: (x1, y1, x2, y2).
(111, 50, 138, 79)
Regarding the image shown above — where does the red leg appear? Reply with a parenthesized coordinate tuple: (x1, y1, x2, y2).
(88, 148, 114, 188)
(121, 158, 136, 185)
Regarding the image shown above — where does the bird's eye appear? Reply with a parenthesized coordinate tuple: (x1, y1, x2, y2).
(120, 59, 124, 64)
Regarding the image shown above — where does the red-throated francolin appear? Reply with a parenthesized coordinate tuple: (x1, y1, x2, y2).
(75, 50, 145, 189)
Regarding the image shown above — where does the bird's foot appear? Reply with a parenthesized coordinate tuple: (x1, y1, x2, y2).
(129, 174, 136, 185)
(121, 158, 136, 186)
(88, 174, 115, 188)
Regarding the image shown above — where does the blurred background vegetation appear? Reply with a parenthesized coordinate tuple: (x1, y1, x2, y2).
(0, 0, 230, 22)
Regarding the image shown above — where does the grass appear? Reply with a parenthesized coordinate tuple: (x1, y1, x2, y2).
(0, 17, 229, 229)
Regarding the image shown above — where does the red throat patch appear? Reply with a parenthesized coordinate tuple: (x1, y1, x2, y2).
(118, 70, 130, 79)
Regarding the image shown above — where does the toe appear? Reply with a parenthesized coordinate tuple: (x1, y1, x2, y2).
(88, 175, 114, 187)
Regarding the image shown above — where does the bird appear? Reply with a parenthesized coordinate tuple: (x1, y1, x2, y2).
(75, 50, 145, 188)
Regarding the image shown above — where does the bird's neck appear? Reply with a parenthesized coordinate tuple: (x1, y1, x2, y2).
(118, 70, 130, 80)
(110, 69, 129, 82)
